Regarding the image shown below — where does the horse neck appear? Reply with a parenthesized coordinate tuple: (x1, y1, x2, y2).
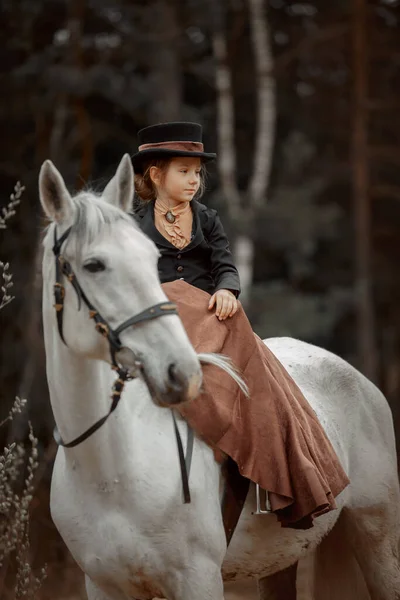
(45, 328, 113, 442)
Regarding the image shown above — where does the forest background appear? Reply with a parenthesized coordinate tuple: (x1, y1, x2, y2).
(0, 0, 399, 597)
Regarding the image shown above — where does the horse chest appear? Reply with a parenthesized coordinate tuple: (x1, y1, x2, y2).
(51, 454, 223, 598)
(52, 487, 176, 599)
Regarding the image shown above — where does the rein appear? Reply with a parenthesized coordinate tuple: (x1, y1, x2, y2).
(51, 225, 193, 503)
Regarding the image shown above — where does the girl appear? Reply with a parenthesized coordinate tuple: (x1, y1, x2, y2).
(133, 121, 240, 321)
(132, 121, 349, 530)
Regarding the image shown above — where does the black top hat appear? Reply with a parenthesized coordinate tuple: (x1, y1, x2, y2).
(132, 122, 216, 173)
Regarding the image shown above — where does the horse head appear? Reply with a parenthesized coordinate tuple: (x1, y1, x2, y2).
(39, 154, 202, 407)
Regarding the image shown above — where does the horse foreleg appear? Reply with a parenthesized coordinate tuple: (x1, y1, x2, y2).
(162, 558, 224, 600)
(343, 504, 400, 600)
(257, 563, 297, 600)
(85, 576, 123, 600)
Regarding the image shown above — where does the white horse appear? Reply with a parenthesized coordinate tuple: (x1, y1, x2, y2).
(40, 155, 400, 600)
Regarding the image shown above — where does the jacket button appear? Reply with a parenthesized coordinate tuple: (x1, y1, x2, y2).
(177, 265, 184, 273)
(177, 254, 182, 259)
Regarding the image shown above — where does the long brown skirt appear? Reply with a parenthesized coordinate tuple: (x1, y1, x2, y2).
(163, 280, 350, 529)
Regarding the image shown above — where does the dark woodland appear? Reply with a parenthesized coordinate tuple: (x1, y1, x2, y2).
(0, 0, 399, 597)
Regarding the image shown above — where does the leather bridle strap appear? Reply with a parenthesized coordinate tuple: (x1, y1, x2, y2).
(54, 369, 129, 448)
(114, 302, 180, 336)
(172, 412, 194, 504)
(53, 226, 73, 345)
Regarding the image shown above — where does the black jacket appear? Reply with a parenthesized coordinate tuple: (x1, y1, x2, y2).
(133, 199, 241, 297)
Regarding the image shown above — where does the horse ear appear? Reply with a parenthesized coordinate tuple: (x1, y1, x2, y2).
(39, 160, 73, 223)
(102, 154, 134, 213)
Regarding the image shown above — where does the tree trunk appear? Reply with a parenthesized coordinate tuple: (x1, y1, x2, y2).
(68, 0, 93, 186)
(211, 4, 241, 214)
(146, 0, 182, 123)
(352, 0, 377, 381)
(212, 0, 275, 304)
(248, 0, 276, 211)
(233, 235, 254, 305)
(237, 0, 276, 304)
(212, 0, 276, 301)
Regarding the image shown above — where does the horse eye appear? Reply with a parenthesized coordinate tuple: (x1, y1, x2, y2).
(83, 259, 106, 273)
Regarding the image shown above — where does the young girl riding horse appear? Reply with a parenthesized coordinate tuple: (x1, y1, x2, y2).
(133, 121, 349, 529)
(133, 122, 239, 322)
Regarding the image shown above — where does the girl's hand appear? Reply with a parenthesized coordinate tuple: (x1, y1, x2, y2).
(208, 289, 238, 320)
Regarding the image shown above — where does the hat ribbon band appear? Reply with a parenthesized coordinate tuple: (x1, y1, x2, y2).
(138, 141, 204, 152)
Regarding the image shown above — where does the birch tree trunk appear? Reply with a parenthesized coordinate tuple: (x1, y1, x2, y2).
(238, 0, 275, 304)
(212, 27, 242, 214)
(248, 0, 276, 212)
(213, 0, 276, 304)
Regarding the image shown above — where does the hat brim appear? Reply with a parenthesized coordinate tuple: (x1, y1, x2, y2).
(132, 148, 216, 173)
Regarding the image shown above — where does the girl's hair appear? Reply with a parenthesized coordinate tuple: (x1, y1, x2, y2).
(134, 158, 207, 203)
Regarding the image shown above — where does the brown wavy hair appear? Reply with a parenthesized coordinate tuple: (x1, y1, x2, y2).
(134, 158, 207, 203)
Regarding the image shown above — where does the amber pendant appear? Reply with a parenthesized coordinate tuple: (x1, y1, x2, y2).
(165, 210, 176, 223)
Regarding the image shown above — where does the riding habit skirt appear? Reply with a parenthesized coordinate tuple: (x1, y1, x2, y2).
(163, 280, 350, 529)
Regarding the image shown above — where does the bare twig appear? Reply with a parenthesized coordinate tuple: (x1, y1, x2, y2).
(0, 420, 46, 597)
(0, 182, 25, 312)
(0, 182, 25, 230)
(0, 397, 28, 429)
(0, 262, 15, 311)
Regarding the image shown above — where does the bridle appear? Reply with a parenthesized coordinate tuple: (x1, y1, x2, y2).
(51, 225, 193, 503)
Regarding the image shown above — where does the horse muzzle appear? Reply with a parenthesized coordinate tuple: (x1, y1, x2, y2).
(148, 361, 203, 407)
(116, 346, 203, 406)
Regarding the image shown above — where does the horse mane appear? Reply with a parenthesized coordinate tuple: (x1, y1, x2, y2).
(44, 190, 137, 255)
(71, 191, 135, 250)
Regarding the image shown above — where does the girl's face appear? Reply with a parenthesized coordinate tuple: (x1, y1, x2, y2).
(150, 157, 201, 206)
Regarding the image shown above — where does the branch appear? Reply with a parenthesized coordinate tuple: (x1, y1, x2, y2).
(0, 262, 14, 311)
(0, 182, 24, 230)
(247, 0, 276, 210)
(0, 182, 25, 311)
(0, 397, 27, 429)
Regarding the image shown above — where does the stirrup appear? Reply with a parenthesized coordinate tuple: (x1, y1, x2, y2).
(255, 483, 273, 514)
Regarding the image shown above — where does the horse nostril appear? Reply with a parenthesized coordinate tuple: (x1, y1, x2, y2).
(167, 363, 184, 391)
(163, 363, 202, 405)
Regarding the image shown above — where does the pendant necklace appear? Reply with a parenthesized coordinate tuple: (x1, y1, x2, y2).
(165, 210, 176, 224)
